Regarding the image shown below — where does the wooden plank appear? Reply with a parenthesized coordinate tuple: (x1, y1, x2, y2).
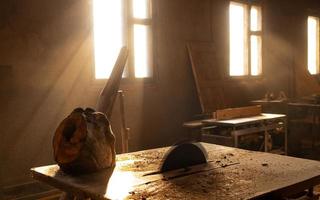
(215, 105, 262, 120)
(96, 46, 129, 118)
(187, 42, 227, 114)
(187, 42, 258, 114)
(31, 143, 320, 200)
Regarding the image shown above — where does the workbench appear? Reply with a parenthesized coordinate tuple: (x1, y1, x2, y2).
(31, 143, 320, 200)
(184, 113, 287, 154)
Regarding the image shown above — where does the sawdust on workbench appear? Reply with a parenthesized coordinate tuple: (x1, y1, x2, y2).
(117, 149, 167, 172)
(125, 151, 248, 200)
(121, 147, 320, 200)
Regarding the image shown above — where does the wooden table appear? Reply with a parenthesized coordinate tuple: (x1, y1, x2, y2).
(202, 113, 287, 154)
(31, 143, 320, 200)
(288, 103, 320, 151)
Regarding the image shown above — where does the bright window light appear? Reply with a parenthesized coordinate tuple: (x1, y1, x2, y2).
(134, 25, 152, 78)
(251, 35, 262, 76)
(250, 6, 261, 31)
(93, 0, 124, 79)
(308, 16, 319, 75)
(93, 0, 153, 79)
(133, 0, 149, 19)
(229, 2, 246, 76)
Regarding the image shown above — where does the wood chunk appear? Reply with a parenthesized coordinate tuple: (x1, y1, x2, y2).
(53, 108, 116, 174)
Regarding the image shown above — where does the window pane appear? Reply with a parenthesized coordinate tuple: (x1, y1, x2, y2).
(133, 0, 150, 19)
(251, 35, 262, 76)
(93, 0, 124, 79)
(250, 6, 261, 31)
(308, 16, 319, 75)
(229, 2, 247, 76)
(134, 25, 152, 78)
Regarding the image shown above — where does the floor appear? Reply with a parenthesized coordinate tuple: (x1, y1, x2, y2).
(0, 181, 61, 200)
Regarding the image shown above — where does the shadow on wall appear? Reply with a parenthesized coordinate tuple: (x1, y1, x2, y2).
(0, 0, 98, 185)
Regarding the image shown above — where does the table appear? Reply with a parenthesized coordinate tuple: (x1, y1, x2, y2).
(31, 143, 320, 200)
(202, 113, 287, 154)
(288, 103, 320, 151)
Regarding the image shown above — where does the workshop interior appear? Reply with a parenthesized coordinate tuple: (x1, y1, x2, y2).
(2, 0, 320, 199)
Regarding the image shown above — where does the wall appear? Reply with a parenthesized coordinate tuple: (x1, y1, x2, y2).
(0, 0, 320, 185)
(290, 1, 320, 97)
(0, 0, 209, 185)
(0, 0, 96, 185)
(263, 0, 320, 97)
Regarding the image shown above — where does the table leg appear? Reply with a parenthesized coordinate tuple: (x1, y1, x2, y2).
(284, 118, 288, 155)
(307, 187, 314, 197)
(264, 123, 268, 152)
(234, 135, 238, 148)
(312, 111, 316, 150)
(232, 127, 238, 148)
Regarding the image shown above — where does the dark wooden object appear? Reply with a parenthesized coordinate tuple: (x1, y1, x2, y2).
(53, 47, 129, 174)
(287, 103, 320, 154)
(187, 42, 226, 114)
(32, 143, 320, 199)
(251, 99, 287, 114)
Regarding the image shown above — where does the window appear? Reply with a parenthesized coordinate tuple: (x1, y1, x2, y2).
(308, 16, 319, 75)
(229, 2, 262, 76)
(93, 0, 153, 79)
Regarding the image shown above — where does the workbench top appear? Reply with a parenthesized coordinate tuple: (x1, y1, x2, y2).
(202, 113, 286, 126)
(31, 143, 320, 200)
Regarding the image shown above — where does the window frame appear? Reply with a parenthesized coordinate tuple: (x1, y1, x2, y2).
(307, 15, 320, 75)
(228, 1, 263, 79)
(92, 0, 157, 84)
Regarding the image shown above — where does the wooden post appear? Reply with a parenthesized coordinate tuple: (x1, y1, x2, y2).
(118, 90, 130, 153)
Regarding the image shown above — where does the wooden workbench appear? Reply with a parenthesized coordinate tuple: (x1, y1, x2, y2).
(31, 143, 320, 200)
(184, 114, 287, 154)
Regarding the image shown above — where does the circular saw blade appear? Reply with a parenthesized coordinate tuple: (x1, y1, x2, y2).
(160, 142, 208, 172)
